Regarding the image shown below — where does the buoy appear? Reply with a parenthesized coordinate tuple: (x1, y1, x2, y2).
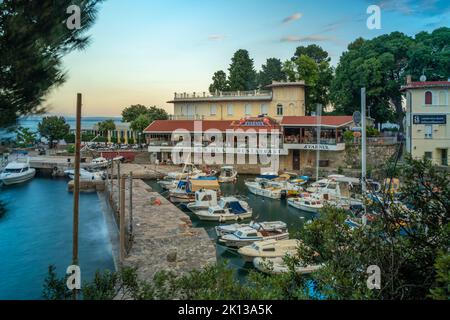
(154, 198, 162, 206)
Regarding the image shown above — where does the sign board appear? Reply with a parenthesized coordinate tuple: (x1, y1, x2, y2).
(413, 114, 447, 125)
(353, 111, 362, 126)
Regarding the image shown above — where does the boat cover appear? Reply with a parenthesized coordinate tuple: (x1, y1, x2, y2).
(257, 175, 278, 180)
(190, 179, 220, 191)
(196, 176, 218, 181)
(228, 201, 247, 214)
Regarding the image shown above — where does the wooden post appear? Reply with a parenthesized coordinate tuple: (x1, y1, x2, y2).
(72, 93, 82, 300)
(129, 172, 133, 237)
(119, 175, 126, 262)
(110, 160, 114, 200)
(117, 161, 121, 206)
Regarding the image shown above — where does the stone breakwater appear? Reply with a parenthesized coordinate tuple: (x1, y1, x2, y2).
(106, 178, 216, 282)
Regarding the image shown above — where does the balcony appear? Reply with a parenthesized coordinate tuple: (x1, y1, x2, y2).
(171, 90, 272, 102)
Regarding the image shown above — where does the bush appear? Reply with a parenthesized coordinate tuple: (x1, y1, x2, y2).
(343, 130, 354, 143)
(366, 126, 380, 137)
(66, 145, 75, 154)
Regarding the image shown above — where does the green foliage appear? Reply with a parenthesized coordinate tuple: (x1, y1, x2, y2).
(122, 105, 168, 124)
(97, 119, 116, 132)
(366, 126, 380, 137)
(15, 127, 37, 147)
(0, 0, 103, 128)
(257, 58, 286, 89)
(227, 49, 257, 91)
(209, 70, 229, 93)
(66, 145, 75, 154)
(38, 116, 70, 147)
(122, 105, 148, 123)
(343, 130, 354, 143)
(429, 251, 450, 300)
(131, 114, 151, 133)
(292, 44, 331, 64)
(42, 266, 71, 300)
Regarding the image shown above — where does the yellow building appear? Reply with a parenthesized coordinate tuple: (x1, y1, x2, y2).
(168, 81, 306, 121)
(403, 78, 450, 166)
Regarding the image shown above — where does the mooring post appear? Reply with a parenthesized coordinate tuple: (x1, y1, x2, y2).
(129, 171, 133, 237)
(119, 175, 126, 263)
(110, 160, 114, 200)
(117, 161, 121, 207)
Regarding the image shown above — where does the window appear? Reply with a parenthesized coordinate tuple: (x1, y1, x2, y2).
(424, 152, 433, 161)
(260, 104, 269, 115)
(439, 91, 448, 106)
(210, 105, 217, 116)
(425, 91, 433, 105)
(245, 104, 252, 116)
(425, 125, 433, 139)
(187, 105, 195, 116)
(276, 104, 283, 116)
(227, 104, 234, 116)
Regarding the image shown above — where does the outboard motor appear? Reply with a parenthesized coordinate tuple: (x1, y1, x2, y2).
(280, 190, 287, 200)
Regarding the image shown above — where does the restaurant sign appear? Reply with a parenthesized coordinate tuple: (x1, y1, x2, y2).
(300, 143, 346, 151)
(413, 114, 447, 125)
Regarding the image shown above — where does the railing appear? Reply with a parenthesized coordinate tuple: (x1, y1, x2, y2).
(173, 90, 272, 100)
(284, 138, 342, 145)
(169, 115, 206, 120)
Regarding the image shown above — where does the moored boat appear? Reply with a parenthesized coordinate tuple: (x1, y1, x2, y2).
(64, 168, 105, 181)
(0, 160, 36, 186)
(215, 221, 287, 237)
(169, 178, 220, 203)
(287, 197, 323, 213)
(218, 166, 238, 183)
(245, 180, 283, 199)
(237, 239, 300, 262)
(192, 197, 252, 222)
(89, 157, 109, 169)
(219, 226, 289, 248)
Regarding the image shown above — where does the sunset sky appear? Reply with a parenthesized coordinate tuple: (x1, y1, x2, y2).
(45, 0, 449, 117)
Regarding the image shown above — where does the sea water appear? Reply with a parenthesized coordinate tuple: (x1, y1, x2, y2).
(0, 178, 115, 300)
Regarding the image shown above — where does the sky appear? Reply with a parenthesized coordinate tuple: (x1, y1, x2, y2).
(45, 0, 450, 117)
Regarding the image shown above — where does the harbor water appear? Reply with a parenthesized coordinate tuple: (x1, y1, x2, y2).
(146, 175, 316, 279)
(0, 177, 115, 300)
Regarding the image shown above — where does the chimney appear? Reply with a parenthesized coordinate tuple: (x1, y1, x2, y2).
(406, 75, 412, 84)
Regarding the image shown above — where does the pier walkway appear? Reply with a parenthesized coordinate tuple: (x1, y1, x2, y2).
(106, 178, 216, 281)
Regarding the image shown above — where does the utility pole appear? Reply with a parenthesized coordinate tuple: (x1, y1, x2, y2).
(72, 93, 82, 300)
(316, 104, 322, 182)
(361, 88, 367, 194)
(129, 172, 133, 237)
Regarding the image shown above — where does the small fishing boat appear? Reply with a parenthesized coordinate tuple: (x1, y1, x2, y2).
(237, 239, 301, 262)
(192, 197, 252, 222)
(89, 157, 109, 169)
(167, 163, 202, 180)
(287, 197, 323, 213)
(255, 172, 279, 182)
(219, 226, 289, 248)
(215, 221, 287, 237)
(169, 178, 220, 203)
(186, 189, 219, 212)
(218, 166, 237, 183)
(245, 180, 283, 199)
(0, 160, 36, 186)
(253, 257, 323, 275)
(64, 168, 105, 181)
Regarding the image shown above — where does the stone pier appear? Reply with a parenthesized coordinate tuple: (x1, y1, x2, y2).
(106, 178, 216, 281)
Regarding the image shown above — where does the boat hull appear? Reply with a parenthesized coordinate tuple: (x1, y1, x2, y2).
(287, 200, 322, 213)
(245, 183, 281, 199)
(0, 169, 36, 185)
(219, 233, 289, 248)
(195, 212, 252, 222)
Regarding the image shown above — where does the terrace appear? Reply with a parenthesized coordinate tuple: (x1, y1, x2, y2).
(171, 90, 273, 102)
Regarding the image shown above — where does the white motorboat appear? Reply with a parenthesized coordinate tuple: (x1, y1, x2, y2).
(90, 157, 109, 169)
(218, 226, 289, 248)
(306, 174, 346, 193)
(192, 197, 252, 222)
(253, 257, 323, 275)
(169, 178, 220, 203)
(307, 176, 363, 206)
(215, 221, 287, 237)
(287, 197, 323, 213)
(0, 160, 36, 185)
(186, 189, 219, 212)
(245, 180, 283, 199)
(238, 239, 300, 262)
(218, 166, 237, 183)
(64, 168, 105, 181)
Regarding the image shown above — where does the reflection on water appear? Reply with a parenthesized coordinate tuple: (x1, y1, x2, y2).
(0, 178, 114, 300)
(146, 175, 316, 279)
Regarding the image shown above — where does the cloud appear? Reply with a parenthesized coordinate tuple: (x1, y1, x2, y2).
(282, 13, 303, 23)
(207, 34, 226, 41)
(280, 35, 337, 43)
